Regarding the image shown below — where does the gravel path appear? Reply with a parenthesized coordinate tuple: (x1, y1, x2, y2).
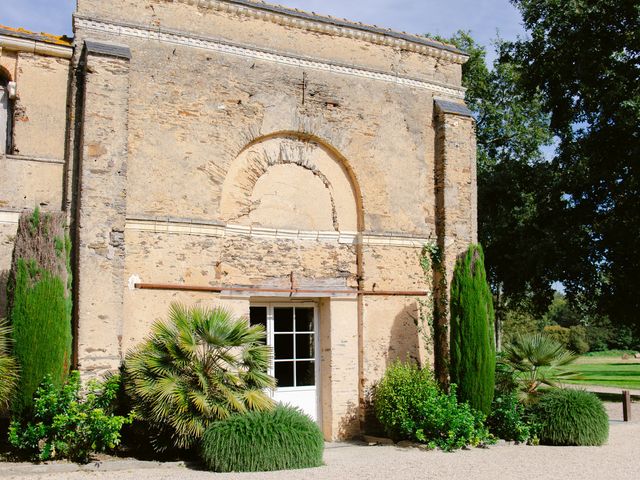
(2, 402, 639, 480)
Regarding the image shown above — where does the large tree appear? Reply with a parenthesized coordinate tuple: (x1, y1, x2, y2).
(507, 0, 640, 335)
(437, 32, 556, 337)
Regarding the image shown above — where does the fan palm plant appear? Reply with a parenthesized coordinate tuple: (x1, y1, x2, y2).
(125, 303, 275, 450)
(0, 319, 19, 413)
(499, 333, 578, 405)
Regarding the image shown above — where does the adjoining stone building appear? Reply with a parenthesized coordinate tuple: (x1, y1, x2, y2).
(0, 0, 477, 440)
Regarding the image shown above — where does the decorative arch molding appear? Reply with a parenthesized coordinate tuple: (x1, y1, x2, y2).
(220, 132, 363, 233)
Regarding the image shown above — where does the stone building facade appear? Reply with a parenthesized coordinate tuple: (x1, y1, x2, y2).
(0, 0, 477, 440)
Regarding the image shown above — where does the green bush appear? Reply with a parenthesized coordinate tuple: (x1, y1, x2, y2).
(486, 393, 531, 443)
(374, 361, 491, 451)
(450, 244, 496, 415)
(568, 326, 590, 354)
(7, 210, 72, 414)
(201, 405, 324, 472)
(125, 303, 275, 451)
(0, 319, 19, 413)
(532, 389, 609, 446)
(8, 371, 132, 463)
(543, 325, 571, 346)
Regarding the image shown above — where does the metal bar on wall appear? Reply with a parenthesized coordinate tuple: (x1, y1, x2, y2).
(134, 283, 428, 297)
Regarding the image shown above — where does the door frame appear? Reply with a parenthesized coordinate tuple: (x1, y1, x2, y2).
(251, 301, 321, 424)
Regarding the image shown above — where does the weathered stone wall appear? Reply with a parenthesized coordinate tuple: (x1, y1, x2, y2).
(0, 46, 71, 318)
(76, 0, 463, 86)
(11, 53, 70, 160)
(73, 45, 130, 375)
(69, 0, 477, 440)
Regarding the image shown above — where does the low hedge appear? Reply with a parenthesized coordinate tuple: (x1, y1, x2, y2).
(201, 405, 324, 472)
(533, 389, 609, 446)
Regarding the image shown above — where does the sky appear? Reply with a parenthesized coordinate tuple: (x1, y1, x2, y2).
(0, 0, 525, 59)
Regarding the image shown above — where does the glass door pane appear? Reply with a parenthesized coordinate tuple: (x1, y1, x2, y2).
(250, 305, 316, 389)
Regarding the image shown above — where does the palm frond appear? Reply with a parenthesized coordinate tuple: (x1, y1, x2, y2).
(124, 303, 275, 450)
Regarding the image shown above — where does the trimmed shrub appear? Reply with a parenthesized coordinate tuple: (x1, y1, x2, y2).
(125, 303, 275, 451)
(374, 361, 491, 451)
(0, 319, 19, 413)
(450, 244, 496, 415)
(532, 389, 609, 446)
(7, 209, 72, 414)
(201, 405, 324, 472)
(8, 371, 131, 463)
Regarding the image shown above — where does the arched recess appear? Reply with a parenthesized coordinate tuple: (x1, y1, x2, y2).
(220, 132, 364, 233)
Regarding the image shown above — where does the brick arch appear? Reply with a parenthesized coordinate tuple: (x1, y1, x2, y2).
(220, 132, 363, 232)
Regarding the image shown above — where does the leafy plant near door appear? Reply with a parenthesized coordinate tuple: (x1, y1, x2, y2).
(449, 244, 496, 415)
(8, 371, 131, 463)
(124, 303, 276, 451)
(373, 361, 491, 451)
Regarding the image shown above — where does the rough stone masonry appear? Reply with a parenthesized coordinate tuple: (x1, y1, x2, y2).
(0, 0, 477, 440)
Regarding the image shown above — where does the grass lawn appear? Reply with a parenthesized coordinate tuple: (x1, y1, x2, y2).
(563, 354, 640, 390)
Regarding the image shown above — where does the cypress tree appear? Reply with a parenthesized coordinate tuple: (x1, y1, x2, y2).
(450, 244, 495, 414)
(6, 209, 72, 414)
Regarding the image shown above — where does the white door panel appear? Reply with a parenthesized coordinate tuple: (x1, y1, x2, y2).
(250, 304, 319, 422)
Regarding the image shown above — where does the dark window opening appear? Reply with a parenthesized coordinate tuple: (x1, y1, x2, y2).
(0, 72, 14, 154)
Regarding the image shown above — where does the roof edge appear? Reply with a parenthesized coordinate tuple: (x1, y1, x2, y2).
(178, 0, 469, 63)
(0, 26, 73, 59)
(0, 25, 72, 47)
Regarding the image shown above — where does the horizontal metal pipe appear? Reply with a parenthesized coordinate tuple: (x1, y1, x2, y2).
(134, 283, 428, 297)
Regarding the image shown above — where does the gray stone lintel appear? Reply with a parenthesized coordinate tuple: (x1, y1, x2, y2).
(434, 99, 474, 118)
(84, 39, 131, 60)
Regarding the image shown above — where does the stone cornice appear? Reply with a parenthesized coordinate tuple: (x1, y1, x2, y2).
(177, 0, 468, 64)
(74, 16, 466, 99)
(126, 216, 431, 248)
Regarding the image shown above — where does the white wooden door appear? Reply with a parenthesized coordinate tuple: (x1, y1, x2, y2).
(250, 304, 319, 421)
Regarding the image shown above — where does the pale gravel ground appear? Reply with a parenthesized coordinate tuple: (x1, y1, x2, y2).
(2, 402, 638, 480)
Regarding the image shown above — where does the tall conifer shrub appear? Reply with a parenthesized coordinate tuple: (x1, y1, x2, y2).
(6, 209, 72, 414)
(450, 244, 495, 414)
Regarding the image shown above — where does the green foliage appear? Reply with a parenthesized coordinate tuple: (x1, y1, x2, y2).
(500, 334, 577, 404)
(450, 245, 496, 414)
(567, 326, 590, 354)
(486, 393, 531, 443)
(8, 371, 132, 463)
(531, 389, 609, 446)
(0, 319, 19, 413)
(433, 31, 555, 317)
(7, 210, 72, 415)
(373, 362, 492, 451)
(27, 207, 40, 236)
(507, 0, 640, 338)
(201, 405, 324, 472)
(124, 303, 275, 451)
(543, 325, 571, 346)
(9, 259, 71, 414)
